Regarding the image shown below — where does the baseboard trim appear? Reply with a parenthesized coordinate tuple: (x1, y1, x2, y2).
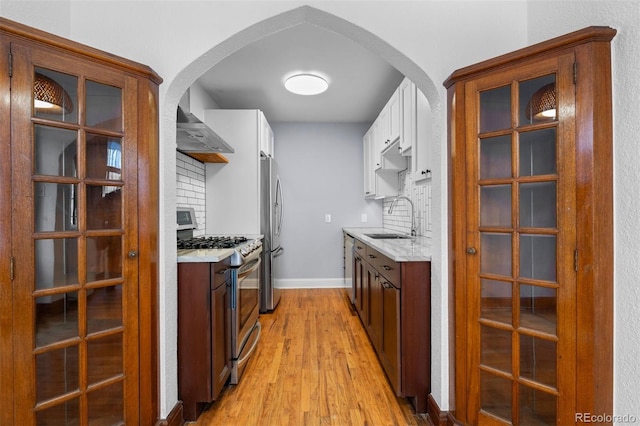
(275, 278, 349, 289)
(427, 394, 449, 426)
(155, 401, 183, 426)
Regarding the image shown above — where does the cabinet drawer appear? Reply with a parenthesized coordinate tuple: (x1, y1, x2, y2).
(354, 239, 367, 258)
(212, 257, 232, 289)
(366, 246, 400, 287)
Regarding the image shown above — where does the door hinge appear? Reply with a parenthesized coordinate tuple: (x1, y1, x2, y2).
(573, 62, 577, 85)
(10, 257, 15, 280)
(574, 249, 578, 272)
(8, 51, 12, 78)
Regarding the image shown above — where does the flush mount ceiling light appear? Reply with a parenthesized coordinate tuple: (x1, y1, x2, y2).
(34, 72, 74, 114)
(284, 73, 329, 96)
(525, 83, 556, 121)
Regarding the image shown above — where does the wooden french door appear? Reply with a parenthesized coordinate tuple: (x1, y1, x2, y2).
(8, 39, 140, 424)
(463, 54, 577, 425)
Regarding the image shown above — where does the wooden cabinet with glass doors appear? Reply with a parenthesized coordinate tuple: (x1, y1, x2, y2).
(0, 18, 161, 425)
(445, 27, 615, 425)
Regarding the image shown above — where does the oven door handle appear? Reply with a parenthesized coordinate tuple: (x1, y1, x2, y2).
(237, 257, 261, 280)
(237, 321, 261, 366)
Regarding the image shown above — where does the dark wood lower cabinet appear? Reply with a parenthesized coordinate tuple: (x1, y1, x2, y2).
(177, 259, 232, 421)
(352, 239, 431, 413)
(380, 281, 400, 392)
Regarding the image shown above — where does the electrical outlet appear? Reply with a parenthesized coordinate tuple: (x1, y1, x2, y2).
(361, 214, 368, 223)
(325, 214, 331, 223)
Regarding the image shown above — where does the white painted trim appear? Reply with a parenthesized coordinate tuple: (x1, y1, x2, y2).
(275, 278, 350, 289)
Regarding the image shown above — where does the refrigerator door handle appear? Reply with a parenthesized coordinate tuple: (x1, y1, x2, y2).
(275, 177, 284, 236)
(273, 246, 284, 258)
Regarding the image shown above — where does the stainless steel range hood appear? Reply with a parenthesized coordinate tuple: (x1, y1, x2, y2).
(176, 106, 234, 154)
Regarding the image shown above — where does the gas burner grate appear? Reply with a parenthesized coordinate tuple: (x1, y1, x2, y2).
(177, 236, 249, 250)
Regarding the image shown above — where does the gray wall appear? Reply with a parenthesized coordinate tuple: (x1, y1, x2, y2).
(272, 122, 383, 282)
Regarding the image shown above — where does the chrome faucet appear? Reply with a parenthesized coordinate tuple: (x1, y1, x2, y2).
(388, 195, 417, 237)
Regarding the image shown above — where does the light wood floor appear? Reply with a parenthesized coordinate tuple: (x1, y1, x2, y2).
(191, 288, 431, 426)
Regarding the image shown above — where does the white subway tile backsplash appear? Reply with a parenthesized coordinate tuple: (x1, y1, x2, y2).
(382, 168, 432, 238)
(176, 151, 206, 235)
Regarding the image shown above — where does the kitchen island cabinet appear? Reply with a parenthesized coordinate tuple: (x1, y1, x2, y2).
(350, 234, 431, 413)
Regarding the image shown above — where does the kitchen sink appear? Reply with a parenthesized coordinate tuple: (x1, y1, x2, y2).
(364, 233, 412, 240)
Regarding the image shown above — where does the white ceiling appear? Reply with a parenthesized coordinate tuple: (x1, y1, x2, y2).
(195, 23, 405, 124)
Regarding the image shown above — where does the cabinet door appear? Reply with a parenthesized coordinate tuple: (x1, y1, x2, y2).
(211, 280, 231, 400)
(399, 78, 415, 154)
(10, 41, 140, 424)
(363, 129, 376, 197)
(387, 88, 401, 145)
(366, 261, 383, 352)
(413, 88, 432, 181)
(464, 55, 576, 425)
(381, 280, 401, 394)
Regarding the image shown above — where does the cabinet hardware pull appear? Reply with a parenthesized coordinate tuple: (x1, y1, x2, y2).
(466, 247, 477, 255)
(368, 254, 375, 258)
(383, 265, 391, 271)
(218, 269, 228, 274)
(128, 250, 138, 258)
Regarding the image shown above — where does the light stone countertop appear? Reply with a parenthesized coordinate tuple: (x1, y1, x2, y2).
(177, 248, 235, 263)
(343, 227, 432, 262)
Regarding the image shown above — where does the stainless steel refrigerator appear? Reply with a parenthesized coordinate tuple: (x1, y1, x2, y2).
(260, 156, 284, 312)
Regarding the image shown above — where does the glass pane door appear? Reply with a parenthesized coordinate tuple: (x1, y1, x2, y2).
(11, 42, 138, 425)
(468, 64, 574, 425)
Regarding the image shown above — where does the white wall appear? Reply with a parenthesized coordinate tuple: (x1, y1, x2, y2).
(3, 0, 637, 419)
(272, 121, 382, 285)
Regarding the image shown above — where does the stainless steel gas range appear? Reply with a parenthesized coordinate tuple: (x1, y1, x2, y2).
(177, 208, 262, 393)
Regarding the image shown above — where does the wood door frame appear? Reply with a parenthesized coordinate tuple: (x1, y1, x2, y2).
(0, 17, 161, 425)
(444, 27, 615, 424)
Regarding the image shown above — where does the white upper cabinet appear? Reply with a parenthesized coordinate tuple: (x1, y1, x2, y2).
(260, 112, 274, 158)
(399, 78, 415, 154)
(378, 87, 401, 154)
(413, 87, 432, 181)
(362, 77, 435, 198)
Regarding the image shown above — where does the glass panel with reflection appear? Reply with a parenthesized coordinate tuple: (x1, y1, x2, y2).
(34, 183, 78, 233)
(86, 236, 122, 282)
(480, 135, 512, 179)
(519, 128, 556, 176)
(481, 233, 512, 277)
(87, 381, 124, 424)
(86, 80, 122, 131)
(86, 134, 122, 181)
(36, 398, 79, 426)
(520, 284, 557, 335)
(35, 292, 78, 348)
(520, 334, 557, 388)
(481, 325, 512, 374)
(36, 345, 79, 402)
(520, 234, 557, 282)
(34, 67, 78, 124)
(480, 85, 511, 133)
(87, 285, 123, 334)
(86, 185, 122, 230)
(519, 74, 556, 125)
(34, 125, 77, 177)
(35, 239, 78, 290)
(481, 185, 512, 227)
(519, 182, 556, 228)
(481, 279, 512, 325)
(87, 333, 123, 384)
(480, 370, 512, 422)
(519, 384, 557, 424)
